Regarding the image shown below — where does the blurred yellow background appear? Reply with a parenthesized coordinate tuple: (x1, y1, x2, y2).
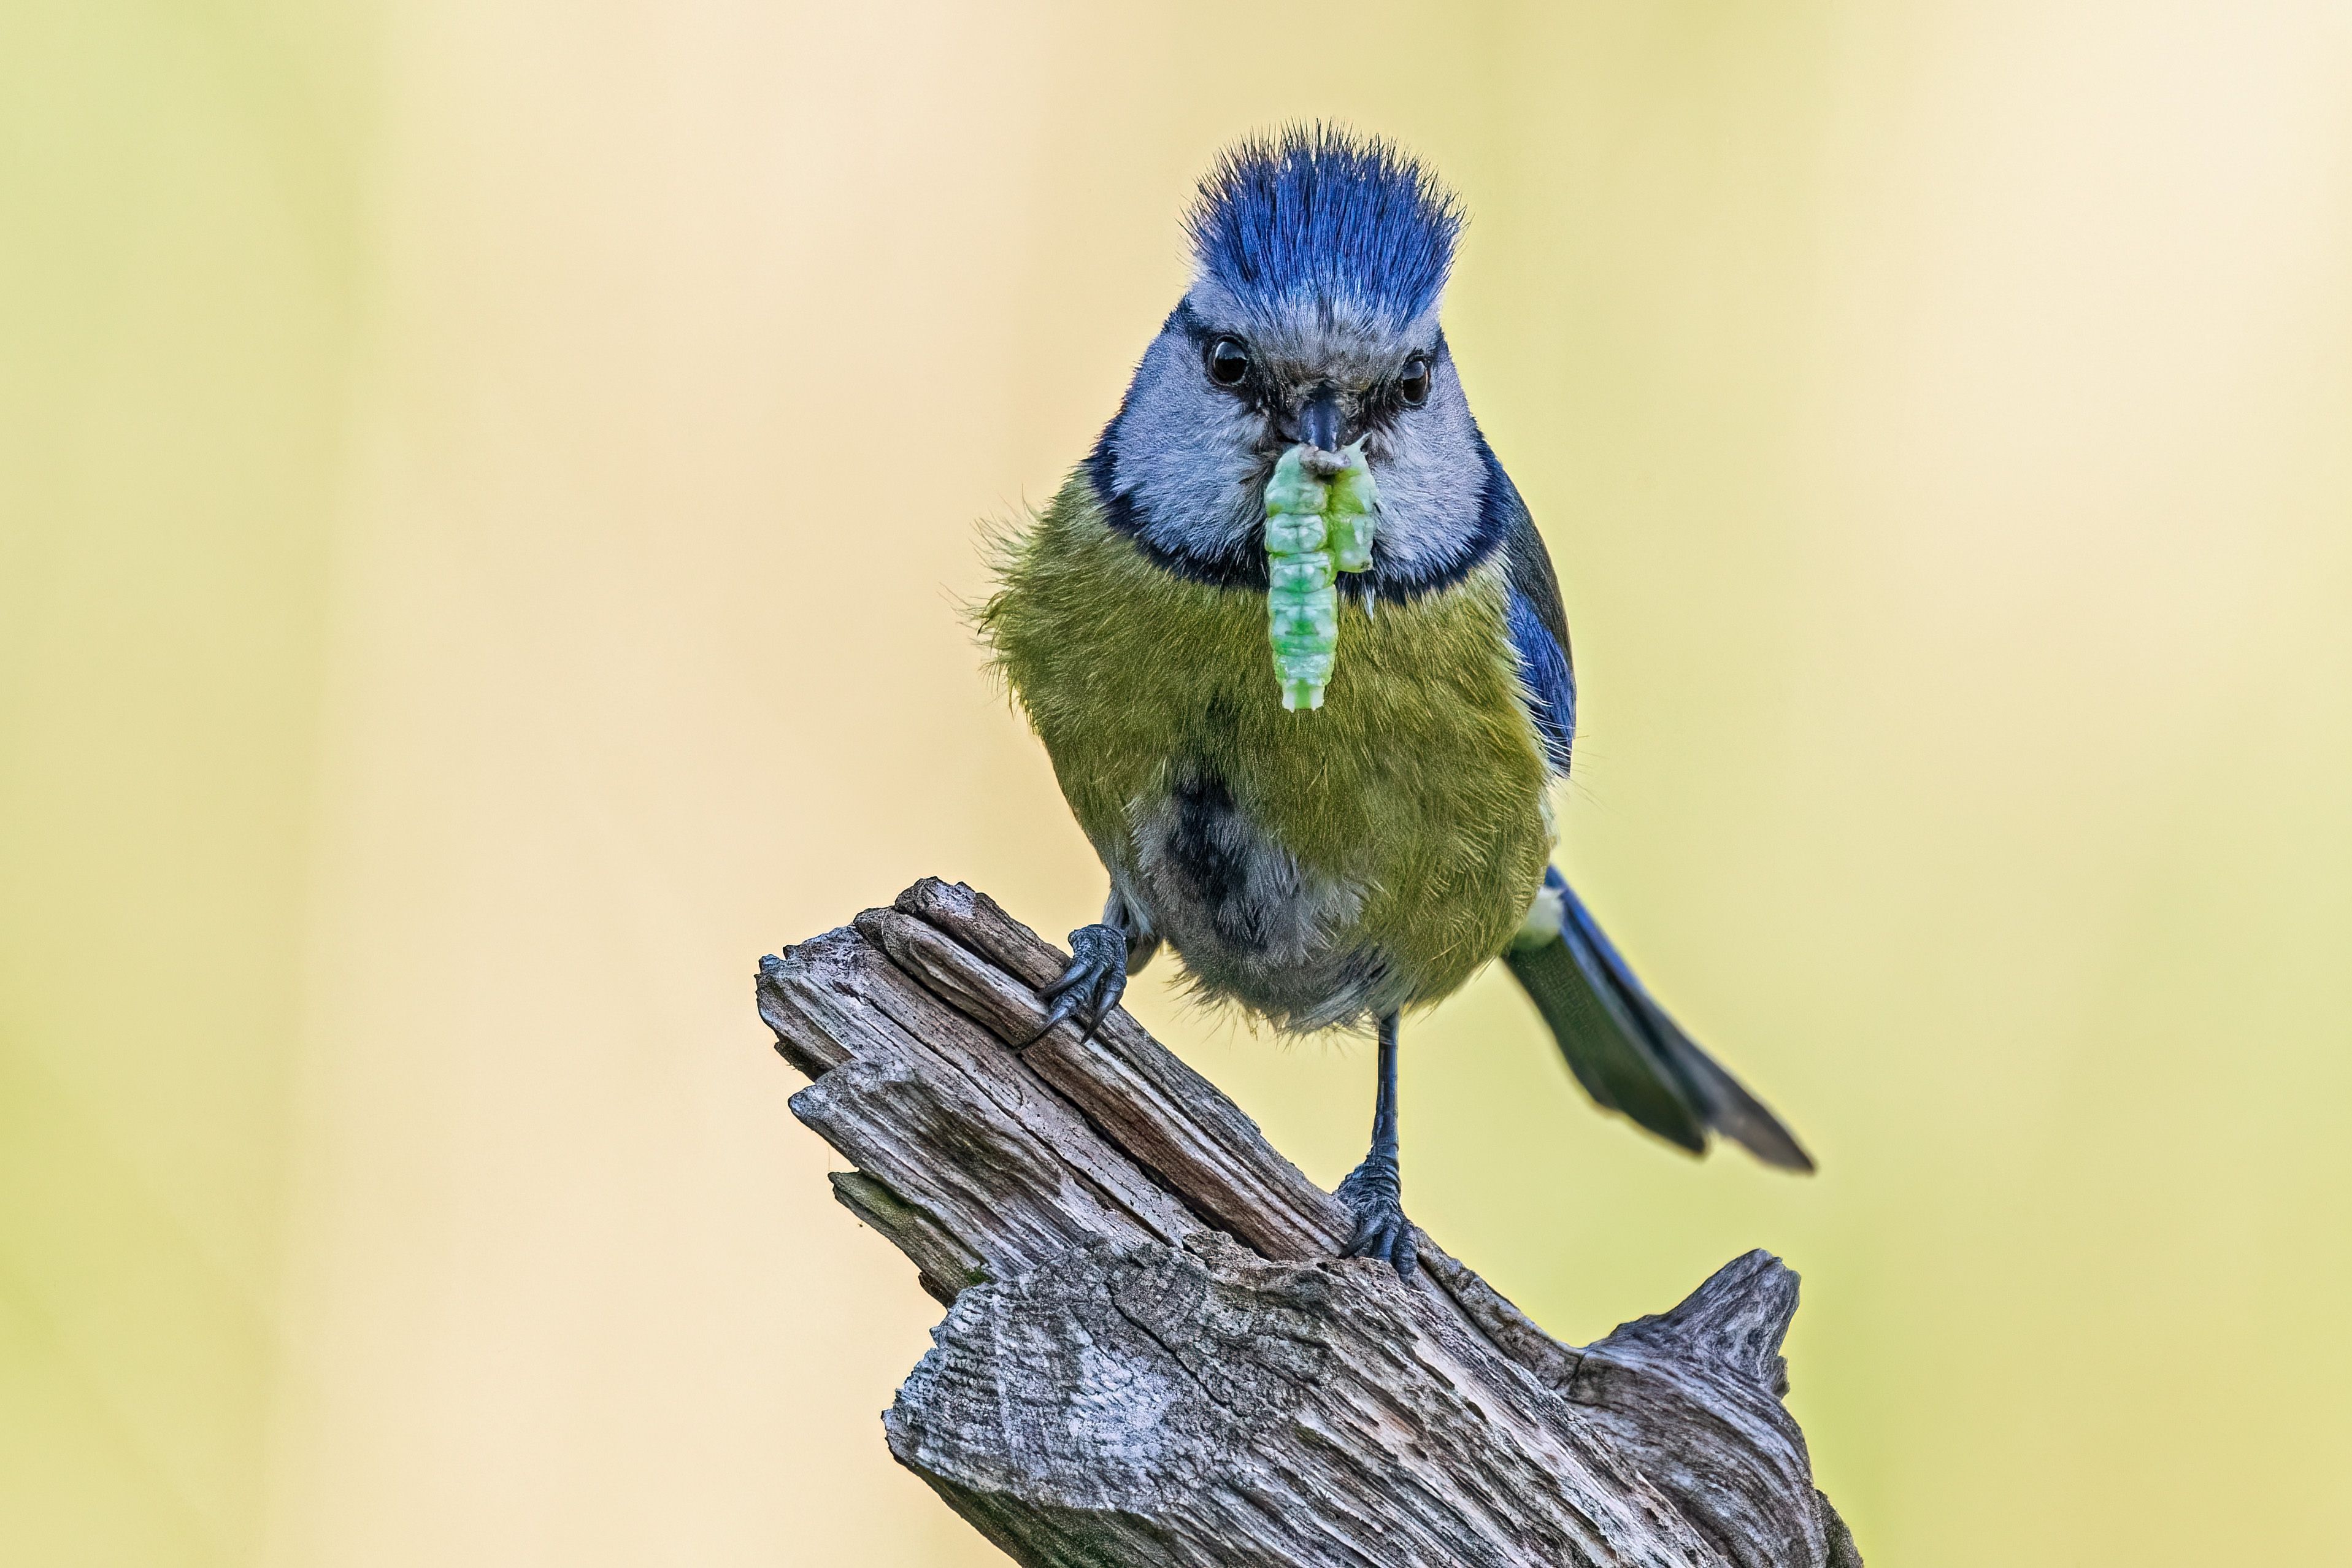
(7, 2, 2351, 1562)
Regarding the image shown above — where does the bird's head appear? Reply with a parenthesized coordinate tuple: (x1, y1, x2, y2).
(1089, 127, 1497, 591)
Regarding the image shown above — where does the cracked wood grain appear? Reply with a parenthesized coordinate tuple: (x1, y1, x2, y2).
(758, 879, 1861, 1568)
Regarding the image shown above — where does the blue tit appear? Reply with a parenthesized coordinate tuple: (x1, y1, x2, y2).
(982, 126, 1810, 1279)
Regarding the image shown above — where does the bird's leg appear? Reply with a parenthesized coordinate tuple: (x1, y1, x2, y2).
(1025, 898, 1137, 1048)
(1337, 1013, 1416, 1280)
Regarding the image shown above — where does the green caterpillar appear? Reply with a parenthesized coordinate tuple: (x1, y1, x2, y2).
(1264, 440, 1378, 712)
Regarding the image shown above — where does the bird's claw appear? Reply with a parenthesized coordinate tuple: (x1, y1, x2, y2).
(1024, 923, 1128, 1047)
(1335, 1153, 1416, 1281)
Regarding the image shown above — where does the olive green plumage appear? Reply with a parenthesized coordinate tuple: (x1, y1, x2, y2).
(982, 471, 1554, 1022)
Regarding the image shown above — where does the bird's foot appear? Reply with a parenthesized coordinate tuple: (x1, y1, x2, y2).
(1024, 923, 1128, 1048)
(1335, 1151, 1416, 1281)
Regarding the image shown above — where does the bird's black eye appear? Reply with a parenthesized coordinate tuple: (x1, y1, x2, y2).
(1205, 336, 1251, 388)
(1397, 355, 1431, 407)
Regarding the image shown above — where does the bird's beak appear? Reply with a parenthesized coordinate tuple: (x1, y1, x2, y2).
(1296, 386, 1345, 454)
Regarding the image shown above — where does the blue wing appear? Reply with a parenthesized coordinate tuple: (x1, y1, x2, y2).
(1478, 444, 1577, 775)
(1507, 585, 1576, 775)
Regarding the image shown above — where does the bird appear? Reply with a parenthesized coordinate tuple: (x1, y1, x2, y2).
(980, 126, 1811, 1280)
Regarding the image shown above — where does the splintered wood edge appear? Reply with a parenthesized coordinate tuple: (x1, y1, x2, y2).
(756, 880, 1857, 1567)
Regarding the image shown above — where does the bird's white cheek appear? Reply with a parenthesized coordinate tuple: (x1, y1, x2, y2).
(1361, 424, 1484, 574)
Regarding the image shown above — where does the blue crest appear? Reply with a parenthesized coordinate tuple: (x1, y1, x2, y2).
(1185, 126, 1464, 327)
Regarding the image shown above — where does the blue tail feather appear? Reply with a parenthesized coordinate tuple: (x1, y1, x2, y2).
(1505, 868, 1813, 1172)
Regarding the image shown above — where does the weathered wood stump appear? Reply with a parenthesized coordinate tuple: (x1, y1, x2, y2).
(758, 879, 1861, 1567)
